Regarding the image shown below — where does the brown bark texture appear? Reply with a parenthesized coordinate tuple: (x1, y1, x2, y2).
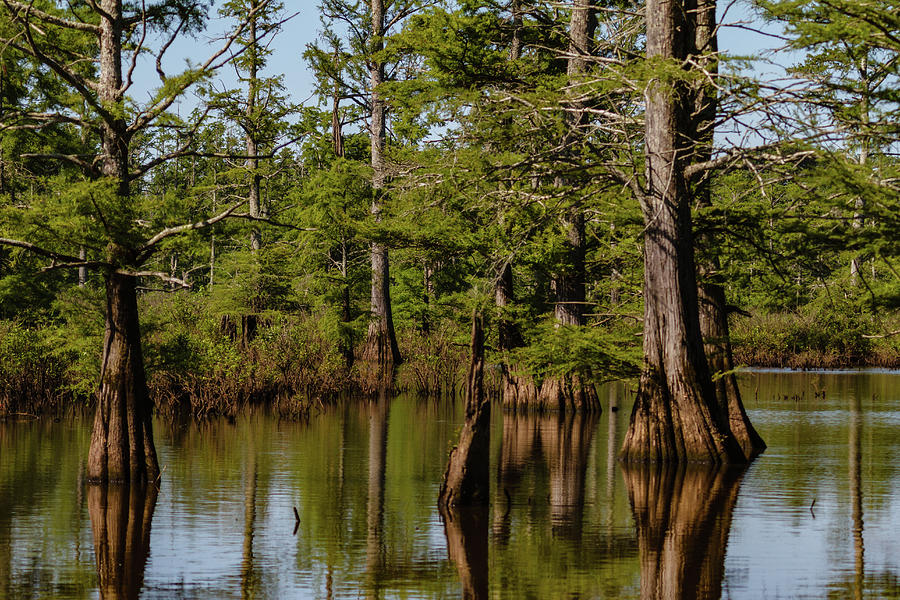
(439, 315, 491, 508)
(691, 0, 765, 461)
(246, 3, 262, 253)
(620, 0, 746, 464)
(623, 463, 744, 600)
(697, 282, 766, 459)
(88, 274, 159, 483)
(88, 482, 158, 600)
(362, 0, 401, 374)
(85, 1, 160, 483)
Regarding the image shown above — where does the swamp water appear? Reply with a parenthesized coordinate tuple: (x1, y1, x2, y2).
(1, 370, 899, 599)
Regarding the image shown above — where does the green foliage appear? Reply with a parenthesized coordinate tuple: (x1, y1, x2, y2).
(209, 244, 299, 316)
(510, 320, 640, 382)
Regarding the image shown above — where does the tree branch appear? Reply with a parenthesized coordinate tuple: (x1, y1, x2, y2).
(0, 237, 96, 265)
(20, 152, 96, 173)
(117, 269, 190, 288)
(1, 0, 101, 33)
(136, 201, 247, 262)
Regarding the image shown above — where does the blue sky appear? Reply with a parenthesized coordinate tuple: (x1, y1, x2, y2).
(133, 1, 787, 123)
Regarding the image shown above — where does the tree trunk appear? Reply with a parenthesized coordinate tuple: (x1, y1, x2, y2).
(246, 0, 262, 252)
(422, 261, 434, 333)
(439, 314, 490, 508)
(539, 0, 601, 413)
(698, 281, 766, 458)
(79, 247, 87, 287)
(88, 482, 158, 600)
(89, 2, 160, 483)
(623, 464, 744, 600)
(331, 48, 345, 159)
(509, 0, 522, 61)
(362, 0, 401, 375)
(496, 261, 540, 411)
(620, 0, 745, 464)
(88, 274, 160, 483)
(340, 240, 354, 368)
(850, 52, 869, 286)
(692, 0, 765, 460)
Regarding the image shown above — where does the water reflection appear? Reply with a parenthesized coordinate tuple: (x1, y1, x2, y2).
(494, 411, 598, 541)
(850, 394, 864, 600)
(440, 506, 489, 600)
(623, 464, 743, 600)
(365, 397, 390, 599)
(240, 436, 258, 598)
(4, 373, 900, 598)
(88, 483, 157, 600)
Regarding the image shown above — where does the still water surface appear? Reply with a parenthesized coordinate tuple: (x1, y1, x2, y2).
(1, 371, 899, 599)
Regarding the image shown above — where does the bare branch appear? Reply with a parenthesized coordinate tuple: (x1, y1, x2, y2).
(1, 0, 101, 33)
(136, 201, 247, 262)
(41, 260, 107, 272)
(131, 0, 273, 134)
(0, 237, 96, 265)
(117, 269, 190, 288)
(154, 16, 184, 82)
(122, 0, 150, 94)
(20, 152, 96, 173)
(684, 146, 817, 180)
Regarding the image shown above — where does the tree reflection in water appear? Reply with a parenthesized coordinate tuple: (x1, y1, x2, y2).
(622, 464, 744, 600)
(493, 411, 599, 543)
(366, 395, 390, 599)
(88, 483, 158, 600)
(440, 505, 489, 600)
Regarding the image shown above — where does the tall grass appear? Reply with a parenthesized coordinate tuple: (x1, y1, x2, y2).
(731, 309, 900, 368)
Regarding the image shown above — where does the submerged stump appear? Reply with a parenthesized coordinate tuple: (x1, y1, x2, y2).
(439, 314, 490, 508)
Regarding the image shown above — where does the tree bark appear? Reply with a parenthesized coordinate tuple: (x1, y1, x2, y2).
(623, 463, 744, 600)
(697, 280, 765, 458)
(88, 1, 160, 483)
(509, 0, 522, 61)
(88, 273, 160, 483)
(362, 0, 402, 375)
(439, 314, 490, 508)
(620, 0, 745, 464)
(691, 0, 765, 460)
(246, 0, 262, 252)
